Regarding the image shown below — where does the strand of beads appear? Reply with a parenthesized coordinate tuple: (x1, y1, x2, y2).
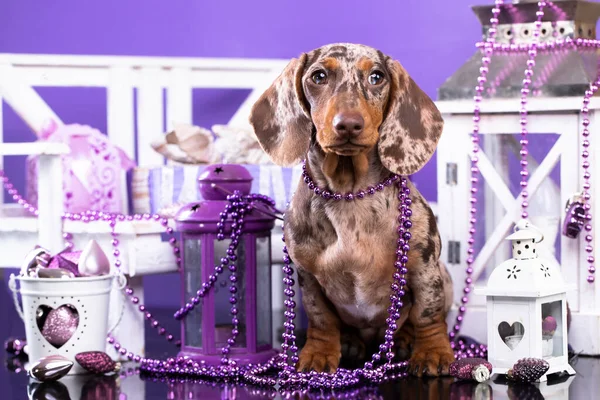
(245, 172, 413, 389)
(449, 0, 504, 349)
(451, 0, 548, 349)
(580, 77, 599, 283)
(106, 216, 180, 361)
(518, 1, 546, 220)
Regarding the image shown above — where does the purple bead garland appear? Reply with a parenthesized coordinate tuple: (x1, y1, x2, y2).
(517, 0, 546, 220)
(449, 0, 504, 349)
(107, 216, 180, 360)
(581, 78, 599, 283)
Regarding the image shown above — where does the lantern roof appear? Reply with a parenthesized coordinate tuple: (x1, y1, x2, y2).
(438, 0, 600, 100)
(175, 200, 276, 233)
(476, 220, 575, 298)
(175, 164, 278, 233)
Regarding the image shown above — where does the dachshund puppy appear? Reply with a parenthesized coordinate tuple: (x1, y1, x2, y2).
(249, 43, 454, 377)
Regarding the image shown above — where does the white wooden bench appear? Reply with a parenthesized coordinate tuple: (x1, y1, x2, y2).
(0, 53, 289, 361)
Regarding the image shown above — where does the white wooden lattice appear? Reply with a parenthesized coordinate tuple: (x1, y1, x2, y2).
(0, 53, 289, 363)
(437, 97, 600, 355)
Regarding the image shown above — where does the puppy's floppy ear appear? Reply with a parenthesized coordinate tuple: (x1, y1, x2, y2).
(249, 54, 313, 166)
(377, 58, 444, 176)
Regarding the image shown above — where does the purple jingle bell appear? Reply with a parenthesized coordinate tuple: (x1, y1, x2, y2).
(562, 199, 586, 239)
(197, 164, 253, 200)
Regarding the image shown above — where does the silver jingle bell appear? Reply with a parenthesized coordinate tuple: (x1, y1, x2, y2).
(20, 247, 51, 277)
(36, 268, 75, 279)
(28, 355, 73, 382)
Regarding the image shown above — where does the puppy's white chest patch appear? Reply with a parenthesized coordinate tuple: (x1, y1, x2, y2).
(337, 288, 381, 323)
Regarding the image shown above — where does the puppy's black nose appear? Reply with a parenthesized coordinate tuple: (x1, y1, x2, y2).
(333, 112, 364, 138)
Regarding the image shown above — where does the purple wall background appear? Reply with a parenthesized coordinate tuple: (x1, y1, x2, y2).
(0, 0, 484, 307)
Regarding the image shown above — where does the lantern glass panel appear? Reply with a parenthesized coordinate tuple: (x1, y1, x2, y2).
(184, 238, 203, 348)
(256, 235, 272, 347)
(473, 133, 562, 300)
(214, 238, 246, 348)
(541, 300, 564, 358)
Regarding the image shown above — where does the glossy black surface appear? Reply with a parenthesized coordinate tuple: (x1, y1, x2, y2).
(2, 284, 597, 399)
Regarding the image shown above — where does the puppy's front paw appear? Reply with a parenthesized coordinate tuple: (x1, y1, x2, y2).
(409, 339, 455, 377)
(297, 341, 341, 373)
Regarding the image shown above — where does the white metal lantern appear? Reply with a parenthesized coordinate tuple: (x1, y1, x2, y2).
(476, 220, 576, 381)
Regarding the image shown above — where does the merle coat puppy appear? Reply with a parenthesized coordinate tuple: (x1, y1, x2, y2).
(249, 43, 454, 377)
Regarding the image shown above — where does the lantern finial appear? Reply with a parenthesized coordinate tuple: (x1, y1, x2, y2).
(506, 219, 544, 260)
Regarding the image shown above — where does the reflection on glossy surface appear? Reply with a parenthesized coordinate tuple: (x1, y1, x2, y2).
(28, 380, 71, 400)
(1, 354, 592, 399)
(0, 286, 596, 399)
(27, 374, 120, 400)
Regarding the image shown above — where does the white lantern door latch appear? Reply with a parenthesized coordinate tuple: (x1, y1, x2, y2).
(446, 163, 458, 186)
(448, 241, 461, 264)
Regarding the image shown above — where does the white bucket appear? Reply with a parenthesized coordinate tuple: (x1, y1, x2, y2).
(9, 272, 126, 375)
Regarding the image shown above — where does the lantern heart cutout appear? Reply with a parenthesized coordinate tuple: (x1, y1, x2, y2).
(36, 304, 80, 348)
(498, 321, 525, 350)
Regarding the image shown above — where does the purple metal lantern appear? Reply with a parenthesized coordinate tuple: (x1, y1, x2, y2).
(175, 164, 278, 365)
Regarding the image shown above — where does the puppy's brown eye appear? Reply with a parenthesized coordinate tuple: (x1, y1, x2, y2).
(368, 71, 384, 85)
(311, 70, 328, 85)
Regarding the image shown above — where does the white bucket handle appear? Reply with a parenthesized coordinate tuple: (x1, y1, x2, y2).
(107, 271, 128, 335)
(8, 271, 128, 333)
(8, 274, 25, 322)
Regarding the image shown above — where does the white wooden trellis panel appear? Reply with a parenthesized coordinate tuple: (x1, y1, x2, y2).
(0, 64, 64, 135)
(0, 52, 291, 361)
(0, 143, 69, 253)
(470, 134, 565, 283)
(107, 66, 136, 161)
(137, 67, 166, 167)
(437, 97, 600, 354)
(227, 67, 284, 128)
(166, 67, 193, 132)
(558, 122, 581, 312)
(484, 135, 511, 276)
(436, 116, 472, 303)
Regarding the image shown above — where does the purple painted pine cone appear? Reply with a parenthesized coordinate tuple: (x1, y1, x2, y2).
(75, 351, 120, 374)
(449, 357, 493, 382)
(507, 358, 549, 383)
